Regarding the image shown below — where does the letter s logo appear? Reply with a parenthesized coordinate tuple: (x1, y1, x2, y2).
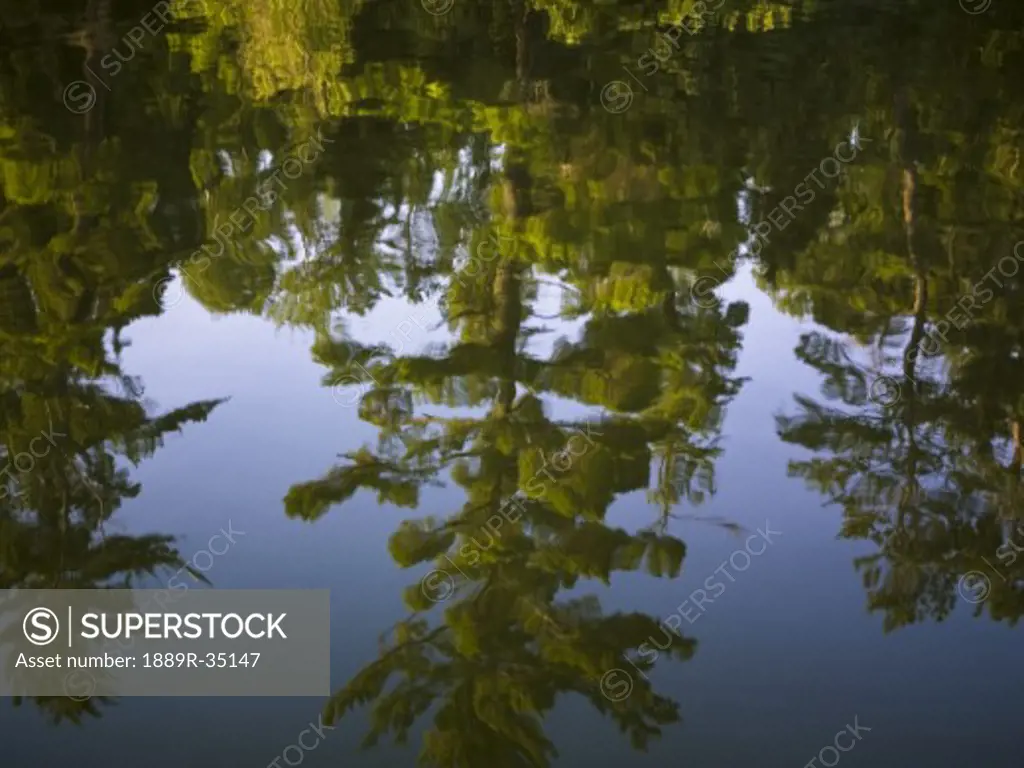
(23, 608, 60, 646)
(62, 82, 97, 114)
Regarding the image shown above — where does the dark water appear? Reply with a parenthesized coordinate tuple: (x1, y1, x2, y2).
(2, 0, 1024, 765)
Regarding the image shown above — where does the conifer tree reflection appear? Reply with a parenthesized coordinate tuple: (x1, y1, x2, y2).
(284, 127, 746, 759)
(768, 45, 1024, 630)
(0, 1, 227, 720)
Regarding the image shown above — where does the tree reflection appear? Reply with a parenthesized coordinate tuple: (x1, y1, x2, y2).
(284, 130, 746, 759)
(2, 0, 1024, 753)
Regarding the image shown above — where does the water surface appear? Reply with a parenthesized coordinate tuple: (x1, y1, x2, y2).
(1, 0, 1023, 765)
